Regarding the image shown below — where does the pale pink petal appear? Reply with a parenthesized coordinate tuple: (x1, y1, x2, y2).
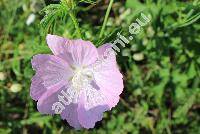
(100, 87, 120, 108)
(61, 103, 82, 129)
(46, 34, 68, 55)
(37, 85, 63, 114)
(94, 70, 123, 108)
(97, 43, 116, 65)
(47, 34, 98, 67)
(60, 39, 98, 67)
(30, 74, 46, 100)
(77, 92, 109, 129)
(92, 44, 124, 108)
(31, 54, 73, 88)
(31, 54, 73, 114)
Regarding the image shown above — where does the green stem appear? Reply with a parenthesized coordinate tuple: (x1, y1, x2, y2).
(99, 0, 114, 38)
(69, 11, 82, 38)
(64, 0, 82, 38)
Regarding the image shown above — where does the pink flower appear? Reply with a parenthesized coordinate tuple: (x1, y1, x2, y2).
(30, 34, 124, 129)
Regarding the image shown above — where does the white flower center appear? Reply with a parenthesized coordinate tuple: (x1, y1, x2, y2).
(52, 66, 106, 114)
(70, 66, 106, 109)
(71, 67, 94, 91)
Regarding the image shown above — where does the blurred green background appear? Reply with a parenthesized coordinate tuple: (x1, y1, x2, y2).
(0, 0, 200, 133)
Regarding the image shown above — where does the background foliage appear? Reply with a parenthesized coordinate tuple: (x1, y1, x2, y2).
(0, 0, 200, 133)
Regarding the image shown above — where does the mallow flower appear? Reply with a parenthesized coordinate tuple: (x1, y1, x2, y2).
(30, 34, 124, 129)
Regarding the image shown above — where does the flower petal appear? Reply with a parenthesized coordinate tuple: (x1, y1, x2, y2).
(92, 44, 124, 108)
(61, 103, 82, 129)
(97, 43, 117, 66)
(77, 91, 109, 129)
(60, 39, 98, 67)
(31, 54, 73, 113)
(46, 34, 98, 66)
(30, 74, 46, 100)
(94, 70, 123, 108)
(31, 54, 73, 88)
(37, 85, 63, 114)
(46, 34, 68, 55)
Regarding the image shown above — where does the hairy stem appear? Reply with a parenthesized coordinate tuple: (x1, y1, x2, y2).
(69, 11, 82, 38)
(99, 0, 114, 38)
(64, 0, 82, 38)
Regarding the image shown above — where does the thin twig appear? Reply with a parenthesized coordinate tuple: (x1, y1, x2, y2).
(120, 98, 134, 112)
(99, 0, 114, 38)
(69, 11, 83, 38)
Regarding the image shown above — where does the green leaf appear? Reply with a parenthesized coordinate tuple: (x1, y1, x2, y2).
(188, 62, 196, 79)
(178, 12, 200, 27)
(12, 47, 21, 76)
(40, 3, 68, 33)
(173, 92, 196, 123)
